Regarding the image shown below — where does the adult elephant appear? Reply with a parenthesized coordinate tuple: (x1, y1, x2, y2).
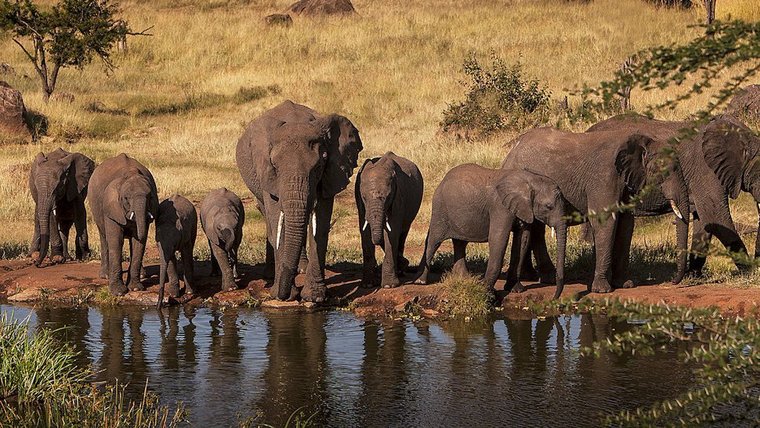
(89, 154, 159, 296)
(236, 100, 362, 302)
(29, 148, 95, 267)
(501, 128, 650, 293)
(588, 114, 760, 275)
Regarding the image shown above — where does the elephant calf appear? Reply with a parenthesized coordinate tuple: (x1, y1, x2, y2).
(156, 194, 198, 308)
(415, 164, 570, 299)
(200, 188, 245, 292)
(356, 152, 423, 288)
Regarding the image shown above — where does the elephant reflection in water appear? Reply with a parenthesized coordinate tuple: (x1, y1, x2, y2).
(97, 307, 149, 387)
(158, 306, 198, 371)
(34, 306, 92, 369)
(255, 312, 329, 426)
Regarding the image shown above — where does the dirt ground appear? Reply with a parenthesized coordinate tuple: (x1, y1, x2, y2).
(1, 257, 760, 318)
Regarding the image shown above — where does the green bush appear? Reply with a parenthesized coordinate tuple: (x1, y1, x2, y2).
(440, 273, 493, 319)
(442, 53, 550, 136)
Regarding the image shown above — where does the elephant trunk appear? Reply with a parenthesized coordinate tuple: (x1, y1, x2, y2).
(368, 202, 385, 246)
(35, 193, 54, 267)
(754, 197, 760, 260)
(275, 179, 310, 300)
(672, 199, 690, 284)
(553, 223, 567, 300)
(157, 241, 168, 309)
(134, 200, 149, 242)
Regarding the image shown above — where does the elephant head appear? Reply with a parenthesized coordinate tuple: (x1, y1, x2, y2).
(358, 156, 397, 245)
(260, 117, 362, 300)
(615, 133, 650, 197)
(106, 172, 158, 242)
(30, 149, 94, 266)
(700, 115, 760, 199)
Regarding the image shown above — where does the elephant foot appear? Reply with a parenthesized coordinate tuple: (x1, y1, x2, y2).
(222, 281, 238, 292)
(413, 270, 429, 285)
(538, 269, 556, 285)
(140, 267, 148, 280)
(51, 254, 65, 265)
(381, 275, 401, 289)
(617, 279, 635, 289)
(270, 284, 297, 301)
(590, 278, 612, 294)
(511, 281, 526, 294)
(127, 280, 145, 292)
(298, 257, 309, 275)
(167, 283, 181, 298)
(109, 282, 128, 296)
(301, 282, 326, 303)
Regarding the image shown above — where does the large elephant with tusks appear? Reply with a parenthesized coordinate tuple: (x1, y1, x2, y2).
(236, 101, 362, 302)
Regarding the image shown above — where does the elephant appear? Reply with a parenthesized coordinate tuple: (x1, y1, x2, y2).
(355, 152, 423, 288)
(200, 188, 244, 292)
(236, 100, 362, 302)
(501, 128, 650, 293)
(588, 114, 760, 276)
(414, 164, 570, 298)
(88, 153, 159, 296)
(29, 148, 95, 267)
(156, 194, 198, 308)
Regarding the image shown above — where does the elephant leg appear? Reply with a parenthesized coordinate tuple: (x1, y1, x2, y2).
(396, 229, 410, 275)
(167, 254, 181, 298)
(451, 239, 469, 276)
(97, 223, 109, 279)
(360, 214, 379, 288)
(30, 204, 41, 258)
(59, 219, 73, 262)
(484, 221, 510, 291)
(298, 245, 309, 274)
(127, 237, 146, 291)
(74, 199, 90, 260)
(181, 246, 195, 295)
(231, 247, 240, 279)
(688, 217, 710, 277)
(506, 226, 530, 293)
(414, 228, 445, 285)
(611, 212, 635, 289)
(105, 222, 127, 296)
(211, 245, 236, 291)
(49, 209, 64, 264)
(531, 223, 556, 284)
(209, 239, 221, 276)
(303, 197, 333, 303)
(381, 227, 400, 288)
(589, 215, 616, 294)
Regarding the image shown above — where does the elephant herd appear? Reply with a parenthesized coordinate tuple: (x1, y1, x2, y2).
(27, 100, 760, 306)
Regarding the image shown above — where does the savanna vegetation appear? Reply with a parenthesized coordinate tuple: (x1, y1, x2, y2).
(0, 0, 757, 281)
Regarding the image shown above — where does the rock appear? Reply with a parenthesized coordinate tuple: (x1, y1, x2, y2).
(0, 81, 31, 143)
(261, 299, 303, 309)
(286, 0, 356, 16)
(265, 13, 293, 26)
(726, 85, 760, 123)
(50, 92, 75, 104)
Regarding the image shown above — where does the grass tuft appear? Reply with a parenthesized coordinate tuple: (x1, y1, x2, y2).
(440, 273, 492, 319)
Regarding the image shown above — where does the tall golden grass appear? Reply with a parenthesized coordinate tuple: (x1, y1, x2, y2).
(0, 0, 756, 278)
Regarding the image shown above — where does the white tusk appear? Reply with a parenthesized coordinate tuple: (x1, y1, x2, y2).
(385, 221, 391, 232)
(757, 202, 760, 211)
(670, 200, 684, 220)
(362, 220, 369, 231)
(611, 212, 617, 221)
(128, 211, 135, 221)
(276, 211, 284, 250)
(52, 208, 56, 216)
(311, 212, 317, 238)
(551, 227, 556, 239)
(148, 212, 154, 220)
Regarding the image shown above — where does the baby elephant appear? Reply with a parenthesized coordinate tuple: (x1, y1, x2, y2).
(156, 194, 198, 308)
(415, 164, 569, 299)
(356, 152, 423, 288)
(200, 188, 245, 292)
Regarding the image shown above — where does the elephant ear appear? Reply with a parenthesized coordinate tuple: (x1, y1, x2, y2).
(105, 182, 126, 225)
(258, 120, 287, 197)
(319, 114, 363, 199)
(495, 171, 534, 224)
(61, 153, 95, 201)
(701, 118, 748, 199)
(615, 133, 649, 195)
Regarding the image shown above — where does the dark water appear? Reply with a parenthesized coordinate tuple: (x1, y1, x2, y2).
(0, 304, 694, 427)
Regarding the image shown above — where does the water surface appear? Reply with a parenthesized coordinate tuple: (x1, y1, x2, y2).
(0, 304, 693, 427)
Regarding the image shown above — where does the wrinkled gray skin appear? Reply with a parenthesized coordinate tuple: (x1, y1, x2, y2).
(29, 148, 95, 267)
(236, 100, 362, 302)
(156, 194, 198, 308)
(355, 152, 423, 288)
(415, 164, 570, 299)
(502, 128, 649, 294)
(88, 154, 159, 296)
(200, 188, 244, 292)
(589, 114, 760, 276)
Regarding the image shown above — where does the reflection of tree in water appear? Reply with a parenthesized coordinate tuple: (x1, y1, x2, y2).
(357, 320, 408, 425)
(34, 306, 91, 368)
(255, 312, 329, 426)
(96, 307, 149, 388)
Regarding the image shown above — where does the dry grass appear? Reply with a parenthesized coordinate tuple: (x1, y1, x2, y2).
(0, 0, 757, 283)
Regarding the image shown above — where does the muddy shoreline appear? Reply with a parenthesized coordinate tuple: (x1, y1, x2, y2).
(1, 259, 759, 317)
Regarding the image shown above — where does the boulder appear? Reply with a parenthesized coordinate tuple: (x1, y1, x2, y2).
(0, 81, 31, 143)
(265, 13, 293, 26)
(286, 0, 356, 16)
(726, 85, 760, 123)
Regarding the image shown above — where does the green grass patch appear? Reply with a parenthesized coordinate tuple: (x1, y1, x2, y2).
(440, 273, 493, 319)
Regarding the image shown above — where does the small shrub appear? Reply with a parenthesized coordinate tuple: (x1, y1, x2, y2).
(440, 273, 492, 319)
(442, 52, 550, 137)
(642, 0, 692, 7)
